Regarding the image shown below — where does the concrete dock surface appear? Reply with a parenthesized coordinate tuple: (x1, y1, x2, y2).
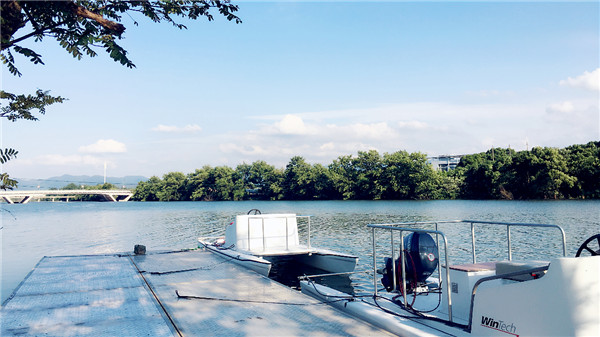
(1, 249, 391, 336)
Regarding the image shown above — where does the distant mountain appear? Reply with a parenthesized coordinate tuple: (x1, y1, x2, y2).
(14, 175, 148, 190)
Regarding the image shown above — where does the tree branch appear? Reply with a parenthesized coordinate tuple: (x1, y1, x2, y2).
(0, 1, 25, 49)
(2, 26, 51, 50)
(67, 1, 125, 35)
(2, 1, 127, 51)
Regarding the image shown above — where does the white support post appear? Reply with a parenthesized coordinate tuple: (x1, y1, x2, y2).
(119, 194, 132, 202)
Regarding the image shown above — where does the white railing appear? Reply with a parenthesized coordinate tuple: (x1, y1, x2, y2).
(244, 215, 311, 252)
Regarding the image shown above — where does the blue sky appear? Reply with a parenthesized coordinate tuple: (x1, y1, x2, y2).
(2, 1, 599, 180)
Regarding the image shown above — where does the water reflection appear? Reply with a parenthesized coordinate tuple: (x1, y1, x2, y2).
(266, 256, 354, 295)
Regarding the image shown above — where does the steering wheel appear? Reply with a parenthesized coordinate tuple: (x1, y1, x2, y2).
(575, 234, 600, 257)
(247, 209, 261, 215)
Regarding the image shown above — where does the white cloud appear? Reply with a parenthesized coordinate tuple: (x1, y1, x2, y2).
(186, 98, 597, 171)
(559, 68, 600, 92)
(219, 143, 268, 156)
(398, 120, 429, 129)
(37, 154, 106, 166)
(326, 122, 397, 140)
(320, 142, 335, 151)
(217, 118, 402, 165)
(78, 139, 127, 153)
(353, 122, 395, 139)
(276, 115, 310, 135)
(152, 124, 202, 133)
(547, 101, 575, 114)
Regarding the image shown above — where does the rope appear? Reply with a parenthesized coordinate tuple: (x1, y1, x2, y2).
(149, 258, 232, 275)
(175, 290, 351, 306)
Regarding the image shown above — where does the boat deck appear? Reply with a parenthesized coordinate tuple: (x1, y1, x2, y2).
(1, 249, 390, 336)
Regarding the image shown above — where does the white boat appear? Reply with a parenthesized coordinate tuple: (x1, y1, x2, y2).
(198, 209, 358, 277)
(300, 220, 600, 337)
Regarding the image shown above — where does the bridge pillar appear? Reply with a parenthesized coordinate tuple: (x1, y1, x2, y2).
(2, 196, 15, 204)
(101, 194, 117, 202)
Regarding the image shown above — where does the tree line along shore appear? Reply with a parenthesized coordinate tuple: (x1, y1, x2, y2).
(63, 141, 599, 201)
(129, 141, 599, 201)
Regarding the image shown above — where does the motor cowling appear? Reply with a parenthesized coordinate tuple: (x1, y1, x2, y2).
(381, 232, 439, 292)
(404, 232, 438, 282)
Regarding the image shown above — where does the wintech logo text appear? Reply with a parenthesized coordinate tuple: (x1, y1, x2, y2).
(481, 316, 518, 336)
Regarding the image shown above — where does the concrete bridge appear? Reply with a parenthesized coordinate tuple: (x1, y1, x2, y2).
(0, 189, 133, 204)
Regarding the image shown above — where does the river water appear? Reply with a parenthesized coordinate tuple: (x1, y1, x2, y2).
(1, 200, 598, 303)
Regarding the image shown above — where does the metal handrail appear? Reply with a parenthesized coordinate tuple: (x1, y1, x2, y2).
(369, 224, 453, 322)
(462, 220, 567, 261)
(369, 220, 566, 263)
(367, 220, 567, 324)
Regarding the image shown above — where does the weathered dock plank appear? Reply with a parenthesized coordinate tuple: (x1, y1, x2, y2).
(2, 250, 390, 336)
(1, 255, 174, 336)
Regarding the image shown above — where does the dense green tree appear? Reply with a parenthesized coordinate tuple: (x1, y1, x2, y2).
(353, 150, 384, 200)
(237, 161, 283, 200)
(380, 151, 436, 199)
(503, 147, 575, 199)
(130, 143, 598, 201)
(187, 166, 245, 201)
(157, 172, 187, 201)
(462, 146, 578, 200)
(312, 163, 339, 199)
(506, 150, 536, 199)
(282, 156, 317, 200)
(62, 183, 80, 190)
(327, 151, 385, 200)
(187, 166, 212, 201)
(280, 159, 336, 200)
(457, 148, 515, 199)
(564, 141, 600, 198)
(456, 153, 492, 199)
(328, 154, 356, 200)
(529, 147, 576, 199)
(211, 166, 243, 201)
(433, 169, 463, 199)
(491, 148, 517, 199)
(133, 176, 161, 201)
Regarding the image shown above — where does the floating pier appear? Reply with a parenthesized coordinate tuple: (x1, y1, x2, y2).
(1, 249, 390, 336)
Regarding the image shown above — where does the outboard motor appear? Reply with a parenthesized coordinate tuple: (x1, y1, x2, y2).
(381, 232, 439, 293)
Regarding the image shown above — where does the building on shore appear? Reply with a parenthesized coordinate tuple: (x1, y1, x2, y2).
(428, 155, 464, 171)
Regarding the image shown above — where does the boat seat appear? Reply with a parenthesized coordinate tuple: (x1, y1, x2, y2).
(448, 261, 497, 272)
(495, 260, 550, 281)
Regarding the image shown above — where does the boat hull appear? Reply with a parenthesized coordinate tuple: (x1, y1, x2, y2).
(303, 256, 600, 337)
(295, 251, 358, 273)
(200, 242, 272, 276)
(301, 281, 453, 337)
